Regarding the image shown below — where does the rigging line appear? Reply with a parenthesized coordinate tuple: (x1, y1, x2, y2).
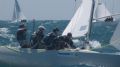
(112, 0, 115, 14)
(104, 0, 107, 16)
(93, 13, 120, 20)
(74, 0, 77, 12)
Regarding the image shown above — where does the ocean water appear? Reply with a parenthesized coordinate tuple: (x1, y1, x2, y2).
(0, 20, 119, 67)
(0, 20, 118, 45)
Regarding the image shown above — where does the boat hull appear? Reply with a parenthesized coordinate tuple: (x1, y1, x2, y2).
(0, 46, 119, 67)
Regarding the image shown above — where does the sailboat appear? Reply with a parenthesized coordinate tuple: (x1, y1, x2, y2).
(0, 0, 120, 67)
(93, 0, 112, 22)
(12, 0, 26, 23)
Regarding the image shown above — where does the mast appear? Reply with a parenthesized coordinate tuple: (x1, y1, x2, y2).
(86, 0, 95, 41)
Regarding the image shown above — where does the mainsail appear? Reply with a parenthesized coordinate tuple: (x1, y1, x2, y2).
(12, 0, 26, 22)
(110, 22, 120, 51)
(62, 0, 93, 38)
(94, 0, 111, 21)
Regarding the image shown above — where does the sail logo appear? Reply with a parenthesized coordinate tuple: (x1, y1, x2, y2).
(80, 26, 87, 31)
(58, 52, 70, 55)
(98, 3, 102, 5)
(57, 52, 75, 57)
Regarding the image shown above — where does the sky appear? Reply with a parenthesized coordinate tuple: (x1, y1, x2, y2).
(0, 0, 79, 20)
(0, 0, 120, 20)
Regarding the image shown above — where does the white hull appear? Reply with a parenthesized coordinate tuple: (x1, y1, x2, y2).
(0, 46, 119, 67)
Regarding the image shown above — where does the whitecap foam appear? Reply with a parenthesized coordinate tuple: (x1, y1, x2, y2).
(0, 28, 15, 39)
(0, 28, 9, 34)
(0, 34, 15, 39)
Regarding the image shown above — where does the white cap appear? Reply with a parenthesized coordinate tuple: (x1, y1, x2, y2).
(38, 26, 46, 30)
(18, 28, 26, 31)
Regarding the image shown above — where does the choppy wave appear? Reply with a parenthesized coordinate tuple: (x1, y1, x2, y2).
(89, 40, 101, 49)
(0, 27, 9, 34)
(0, 27, 15, 39)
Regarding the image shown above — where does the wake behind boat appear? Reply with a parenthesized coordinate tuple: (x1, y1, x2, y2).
(0, 0, 120, 67)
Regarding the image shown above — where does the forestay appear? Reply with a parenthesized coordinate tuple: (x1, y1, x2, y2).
(12, 0, 26, 22)
(62, 0, 93, 38)
(110, 21, 120, 51)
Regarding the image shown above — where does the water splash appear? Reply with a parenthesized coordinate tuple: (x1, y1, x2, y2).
(89, 40, 102, 49)
(0, 28, 9, 34)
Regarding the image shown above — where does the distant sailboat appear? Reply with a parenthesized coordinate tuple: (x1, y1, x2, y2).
(94, 0, 112, 22)
(12, 0, 26, 23)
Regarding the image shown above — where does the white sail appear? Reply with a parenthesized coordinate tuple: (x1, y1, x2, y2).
(62, 0, 93, 38)
(94, 0, 111, 21)
(110, 22, 120, 50)
(12, 0, 26, 22)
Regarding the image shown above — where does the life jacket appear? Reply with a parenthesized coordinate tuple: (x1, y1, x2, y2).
(16, 29, 26, 41)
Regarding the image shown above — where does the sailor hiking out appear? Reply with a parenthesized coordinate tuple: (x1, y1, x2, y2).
(63, 33, 76, 49)
(31, 26, 46, 49)
(104, 16, 113, 22)
(16, 24, 29, 48)
(16, 25, 77, 50)
(52, 33, 76, 50)
(44, 28, 60, 50)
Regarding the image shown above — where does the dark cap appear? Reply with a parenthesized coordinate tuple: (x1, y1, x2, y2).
(21, 19, 27, 22)
(67, 33, 72, 37)
(38, 26, 46, 31)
